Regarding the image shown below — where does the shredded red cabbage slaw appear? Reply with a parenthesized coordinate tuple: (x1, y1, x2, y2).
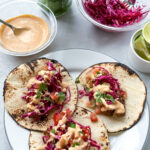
(79, 67, 126, 103)
(94, 74, 120, 98)
(83, 0, 148, 27)
(21, 62, 71, 121)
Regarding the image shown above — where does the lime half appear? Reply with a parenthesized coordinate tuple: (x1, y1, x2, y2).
(134, 35, 150, 61)
(142, 22, 150, 44)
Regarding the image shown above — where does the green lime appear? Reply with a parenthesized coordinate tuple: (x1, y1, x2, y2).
(134, 34, 150, 61)
(142, 22, 150, 45)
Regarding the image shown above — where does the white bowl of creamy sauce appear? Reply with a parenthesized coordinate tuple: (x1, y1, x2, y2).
(0, 0, 57, 56)
(0, 15, 49, 52)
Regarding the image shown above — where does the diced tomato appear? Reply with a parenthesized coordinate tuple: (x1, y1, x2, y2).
(69, 139, 73, 145)
(86, 101, 91, 108)
(50, 92, 58, 101)
(46, 73, 51, 79)
(120, 90, 125, 95)
(53, 109, 71, 125)
(124, 92, 127, 99)
(95, 108, 101, 114)
(71, 133, 75, 139)
(93, 69, 100, 75)
(57, 131, 63, 136)
(53, 112, 65, 125)
(82, 128, 90, 141)
(35, 84, 39, 89)
(66, 108, 72, 117)
(120, 90, 127, 99)
(90, 113, 98, 122)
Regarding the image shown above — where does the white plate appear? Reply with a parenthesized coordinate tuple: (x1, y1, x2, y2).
(4, 49, 149, 150)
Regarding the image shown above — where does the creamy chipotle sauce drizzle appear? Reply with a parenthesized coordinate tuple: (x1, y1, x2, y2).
(0, 15, 49, 52)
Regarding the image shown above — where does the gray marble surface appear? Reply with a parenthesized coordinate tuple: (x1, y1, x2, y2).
(0, 0, 150, 150)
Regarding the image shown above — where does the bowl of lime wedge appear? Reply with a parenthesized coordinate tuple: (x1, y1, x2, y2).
(129, 22, 150, 73)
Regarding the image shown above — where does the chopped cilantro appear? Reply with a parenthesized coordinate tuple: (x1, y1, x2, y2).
(100, 82, 104, 85)
(94, 71, 100, 77)
(101, 93, 106, 98)
(75, 77, 80, 83)
(40, 83, 47, 91)
(70, 122, 76, 128)
(52, 140, 56, 144)
(36, 83, 47, 98)
(58, 92, 66, 102)
(96, 91, 102, 103)
(105, 94, 115, 103)
(45, 97, 52, 102)
(72, 142, 80, 147)
(51, 129, 55, 134)
(36, 90, 41, 98)
(86, 87, 90, 92)
(79, 131, 83, 134)
(83, 84, 90, 92)
(95, 91, 115, 103)
(45, 97, 50, 101)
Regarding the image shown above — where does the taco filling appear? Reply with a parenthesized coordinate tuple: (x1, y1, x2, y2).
(78, 67, 127, 116)
(38, 109, 100, 150)
(22, 62, 71, 121)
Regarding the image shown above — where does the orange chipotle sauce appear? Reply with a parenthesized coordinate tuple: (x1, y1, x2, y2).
(0, 14, 49, 52)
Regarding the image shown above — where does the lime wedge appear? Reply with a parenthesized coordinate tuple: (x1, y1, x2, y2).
(142, 22, 150, 44)
(134, 35, 150, 60)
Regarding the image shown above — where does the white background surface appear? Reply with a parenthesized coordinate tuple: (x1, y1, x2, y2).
(0, 0, 150, 150)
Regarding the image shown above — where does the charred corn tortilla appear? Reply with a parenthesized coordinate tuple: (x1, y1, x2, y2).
(77, 62, 146, 133)
(4, 58, 78, 131)
(29, 107, 110, 150)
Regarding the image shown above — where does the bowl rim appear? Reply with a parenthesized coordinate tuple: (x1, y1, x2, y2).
(76, 0, 150, 32)
(0, 0, 57, 56)
(130, 29, 150, 64)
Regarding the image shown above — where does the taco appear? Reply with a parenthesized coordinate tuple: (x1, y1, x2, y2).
(29, 107, 110, 150)
(76, 62, 146, 133)
(4, 58, 77, 131)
